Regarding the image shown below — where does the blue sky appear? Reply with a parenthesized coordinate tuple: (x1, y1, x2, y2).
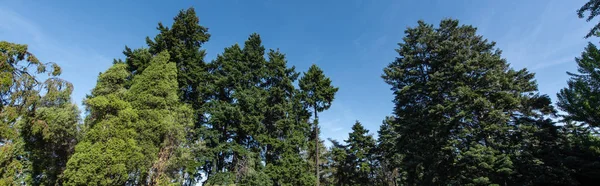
(1, 0, 597, 144)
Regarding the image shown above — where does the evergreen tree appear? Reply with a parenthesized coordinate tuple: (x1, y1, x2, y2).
(328, 121, 377, 186)
(299, 64, 338, 186)
(262, 50, 314, 185)
(344, 121, 376, 185)
(0, 41, 72, 185)
(20, 78, 80, 185)
(203, 34, 271, 184)
(145, 8, 210, 109)
(382, 19, 556, 185)
(62, 63, 144, 185)
(578, 0, 600, 38)
(63, 52, 192, 185)
(374, 116, 402, 186)
(557, 42, 600, 128)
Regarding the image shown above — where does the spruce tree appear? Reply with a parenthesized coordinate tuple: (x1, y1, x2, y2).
(299, 64, 338, 186)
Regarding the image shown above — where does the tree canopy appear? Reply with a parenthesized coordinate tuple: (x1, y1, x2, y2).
(1, 2, 600, 185)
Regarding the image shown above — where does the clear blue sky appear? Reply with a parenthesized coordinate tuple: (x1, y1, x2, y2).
(1, 0, 597, 144)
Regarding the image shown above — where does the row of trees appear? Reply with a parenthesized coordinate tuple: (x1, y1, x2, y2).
(1, 0, 600, 185)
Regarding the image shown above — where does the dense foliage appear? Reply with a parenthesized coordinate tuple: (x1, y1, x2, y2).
(1, 1, 600, 185)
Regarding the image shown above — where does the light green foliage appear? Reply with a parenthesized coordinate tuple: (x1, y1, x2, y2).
(63, 52, 192, 185)
(1, 41, 77, 185)
(62, 63, 143, 185)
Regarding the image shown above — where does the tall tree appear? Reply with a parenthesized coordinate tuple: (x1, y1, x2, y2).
(203, 34, 271, 184)
(557, 42, 600, 128)
(126, 51, 194, 185)
(261, 49, 314, 185)
(63, 52, 192, 185)
(145, 8, 210, 109)
(382, 19, 556, 185)
(299, 64, 338, 186)
(62, 63, 144, 185)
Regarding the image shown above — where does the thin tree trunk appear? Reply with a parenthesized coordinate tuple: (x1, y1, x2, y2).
(314, 105, 319, 186)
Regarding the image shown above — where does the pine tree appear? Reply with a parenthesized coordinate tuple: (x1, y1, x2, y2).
(382, 19, 556, 185)
(299, 64, 338, 186)
(145, 8, 210, 109)
(557, 42, 600, 128)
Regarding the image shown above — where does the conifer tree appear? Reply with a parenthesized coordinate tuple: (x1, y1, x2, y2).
(382, 19, 556, 185)
(20, 78, 80, 185)
(0, 41, 73, 185)
(557, 42, 600, 128)
(299, 64, 338, 186)
(578, 0, 600, 38)
(63, 52, 192, 185)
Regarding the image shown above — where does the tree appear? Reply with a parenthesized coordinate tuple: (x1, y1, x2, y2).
(145, 8, 210, 109)
(20, 78, 80, 185)
(203, 34, 271, 184)
(63, 51, 193, 185)
(261, 50, 314, 185)
(62, 63, 144, 185)
(126, 51, 194, 185)
(344, 121, 376, 185)
(578, 0, 600, 38)
(299, 64, 338, 186)
(328, 121, 377, 186)
(557, 42, 600, 128)
(0, 41, 73, 185)
(382, 19, 556, 185)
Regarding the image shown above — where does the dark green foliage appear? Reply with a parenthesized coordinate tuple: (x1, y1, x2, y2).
(557, 42, 600, 127)
(299, 64, 338, 186)
(578, 0, 600, 38)
(328, 121, 377, 186)
(145, 7, 210, 108)
(382, 19, 558, 185)
(7, 4, 600, 186)
(203, 34, 316, 185)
